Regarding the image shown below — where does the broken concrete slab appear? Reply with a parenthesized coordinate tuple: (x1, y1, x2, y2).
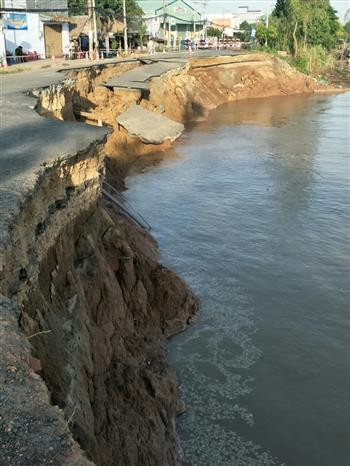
(104, 60, 186, 90)
(117, 104, 184, 144)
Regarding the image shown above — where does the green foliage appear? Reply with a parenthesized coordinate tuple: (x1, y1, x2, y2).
(240, 21, 252, 31)
(68, 0, 85, 15)
(344, 21, 350, 41)
(256, 23, 278, 47)
(274, 0, 288, 17)
(271, 0, 342, 53)
(291, 44, 335, 74)
(68, 0, 143, 20)
(237, 21, 254, 42)
(251, 0, 343, 77)
(110, 38, 119, 49)
(206, 27, 223, 39)
(138, 20, 147, 47)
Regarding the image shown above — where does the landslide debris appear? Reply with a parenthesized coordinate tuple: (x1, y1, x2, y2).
(116, 104, 185, 144)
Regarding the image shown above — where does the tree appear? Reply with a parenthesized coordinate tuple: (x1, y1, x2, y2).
(240, 20, 252, 31)
(138, 20, 147, 50)
(206, 27, 223, 39)
(256, 23, 278, 47)
(271, 0, 342, 54)
(237, 21, 254, 42)
(68, 0, 143, 20)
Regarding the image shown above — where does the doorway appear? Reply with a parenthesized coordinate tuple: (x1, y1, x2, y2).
(44, 24, 62, 58)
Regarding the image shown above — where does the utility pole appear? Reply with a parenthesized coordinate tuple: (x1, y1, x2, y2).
(203, 3, 207, 41)
(266, 0, 270, 47)
(167, 11, 171, 48)
(266, 0, 270, 29)
(163, 0, 166, 51)
(92, 0, 98, 57)
(88, 0, 94, 59)
(192, 1, 206, 40)
(123, 0, 128, 53)
(0, 0, 7, 67)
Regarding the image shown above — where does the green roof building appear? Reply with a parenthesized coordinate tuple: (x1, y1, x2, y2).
(138, 0, 203, 43)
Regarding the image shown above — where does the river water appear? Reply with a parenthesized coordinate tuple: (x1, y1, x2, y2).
(125, 93, 350, 466)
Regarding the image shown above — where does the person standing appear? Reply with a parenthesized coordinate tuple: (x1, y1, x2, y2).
(147, 38, 154, 54)
(15, 45, 24, 62)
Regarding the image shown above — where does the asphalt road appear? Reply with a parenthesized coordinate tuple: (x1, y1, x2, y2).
(0, 50, 244, 251)
(104, 50, 243, 90)
(0, 65, 109, 251)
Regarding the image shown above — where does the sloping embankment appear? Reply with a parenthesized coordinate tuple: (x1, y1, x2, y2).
(0, 53, 328, 466)
(37, 53, 323, 161)
(0, 136, 198, 466)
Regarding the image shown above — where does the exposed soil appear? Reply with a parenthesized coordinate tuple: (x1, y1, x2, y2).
(325, 62, 350, 88)
(0, 53, 342, 466)
(0, 131, 197, 466)
(19, 203, 197, 466)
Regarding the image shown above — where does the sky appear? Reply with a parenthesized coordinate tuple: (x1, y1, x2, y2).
(191, 0, 350, 22)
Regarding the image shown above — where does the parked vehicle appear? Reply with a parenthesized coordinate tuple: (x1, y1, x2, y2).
(198, 39, 209, 49)
(180, 39, 191, 50)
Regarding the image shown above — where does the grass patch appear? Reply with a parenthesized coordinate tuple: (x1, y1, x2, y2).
(290, 45, 335, 75)
(0, 66, 30, 74)
(251, 44, 335, 78)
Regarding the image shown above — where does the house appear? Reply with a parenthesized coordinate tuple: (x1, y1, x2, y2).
(206, 13, 234, 30)
(205, 5, 263, 33)
(138, 0, 202, 44)
(0, 0, 70, 61)
(232, 6, 263, 29)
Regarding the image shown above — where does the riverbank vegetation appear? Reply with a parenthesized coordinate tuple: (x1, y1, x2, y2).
(255, 0, 346, 76)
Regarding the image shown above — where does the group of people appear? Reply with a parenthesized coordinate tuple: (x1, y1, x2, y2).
(64, 40, 84, 60)
(14, 46, 40, 63)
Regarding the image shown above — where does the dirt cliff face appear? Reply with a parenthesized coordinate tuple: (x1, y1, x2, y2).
(1, 53, 329, 466)
(0, 139, 197, 466)
(35, 61, 140, 122)
(147, 54, 319, 123)
(36, 53, 323, 161)
(20, 202, 197, 466)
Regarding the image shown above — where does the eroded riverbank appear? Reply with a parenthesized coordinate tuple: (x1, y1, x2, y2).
(125, 93, 350, 466)
(0, 53, 345, 465)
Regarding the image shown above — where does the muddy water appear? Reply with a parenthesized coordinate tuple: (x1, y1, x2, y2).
(125, 93, 350, 466)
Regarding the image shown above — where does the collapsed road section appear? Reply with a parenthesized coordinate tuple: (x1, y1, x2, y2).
(0, 51, 332, 466)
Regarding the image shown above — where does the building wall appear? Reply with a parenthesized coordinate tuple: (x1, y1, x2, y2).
(1, 0, 69, 61)
(173, 23, 201, 40)
(142, 0, 201, 38)
(61, 21, 69, 52)
(231, 16, 240, 29)
(4, 0, 27, 7)
(26, 0, 68, 9)
(0, 26, 6, 62)
(144, 16, 160, 37)
(206, 8, 263, 31)
(4, 12, 46, 56)
(237, 8, 263, 25)
(4, 0, 67, 7)
(206, 14, 233, 29)
(3, 13, 69, 57)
